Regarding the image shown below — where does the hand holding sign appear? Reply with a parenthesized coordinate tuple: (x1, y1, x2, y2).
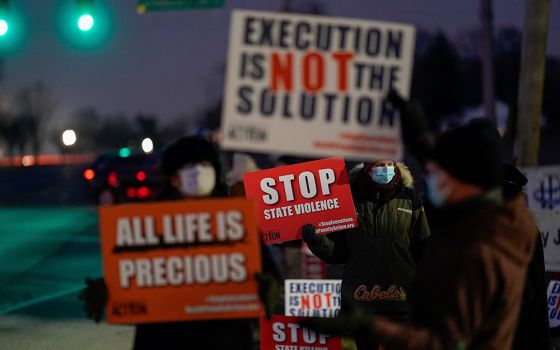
(301, 224, 320, 245)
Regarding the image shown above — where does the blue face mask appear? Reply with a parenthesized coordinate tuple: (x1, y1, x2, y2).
(426, 173, 451, 207)
(371, 166, 395, 184)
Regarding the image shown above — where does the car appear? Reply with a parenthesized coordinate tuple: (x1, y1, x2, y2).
(83, 150, 166, 205)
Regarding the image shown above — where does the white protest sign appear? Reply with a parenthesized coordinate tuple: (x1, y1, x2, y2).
(532, 210, 560, 272)
(547, 280, 560, 328)
(521, 165, 560, 211)
(221, 10, 416, 161)
(284, 279, 341, 317)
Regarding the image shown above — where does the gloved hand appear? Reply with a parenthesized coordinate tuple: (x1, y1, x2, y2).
(386, 89, 430, 144)
(300, 292, 375, 338)
(78, 277, 108, 323)
(255, 272, 281, 319)
(387, 89, 434, 165)
(301, 224, 321, 245)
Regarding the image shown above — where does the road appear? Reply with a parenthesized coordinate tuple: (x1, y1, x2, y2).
(0, 207, 134, 350)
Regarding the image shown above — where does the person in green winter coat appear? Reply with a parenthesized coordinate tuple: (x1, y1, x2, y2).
(301, 159, 431, 350)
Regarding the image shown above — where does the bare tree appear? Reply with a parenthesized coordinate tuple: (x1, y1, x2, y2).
(14, 81, 59, 155)
(0, 92, 12, 156)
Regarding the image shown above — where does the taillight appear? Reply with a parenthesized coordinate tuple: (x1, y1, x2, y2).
(137, 186, 151, 198)
(84, 169, 95, 181)
(126, 188, 136, 198)
(136, 171, 146, 181)
(108, 172, 118, 187)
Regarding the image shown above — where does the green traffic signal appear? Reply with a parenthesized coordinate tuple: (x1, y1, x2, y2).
(57, 0, 113, 51)
(77, 13, 94, 31)
(119, 147, 131, 158)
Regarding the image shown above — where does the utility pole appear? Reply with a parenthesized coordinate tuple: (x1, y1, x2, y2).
(480, 0, 496, 124)
(515, 0, 550, 166)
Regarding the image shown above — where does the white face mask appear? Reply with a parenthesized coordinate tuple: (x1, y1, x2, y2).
(178, 163, 216, 197)
(426, 172, 452, 207)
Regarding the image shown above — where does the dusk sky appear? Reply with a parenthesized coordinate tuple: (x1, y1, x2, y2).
(2, 0, 559, 132)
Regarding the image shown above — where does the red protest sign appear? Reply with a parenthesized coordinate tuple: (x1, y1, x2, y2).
(99, 198, 262, 324)
(244, 157, 357, 244)
(260, 315, 342, 350)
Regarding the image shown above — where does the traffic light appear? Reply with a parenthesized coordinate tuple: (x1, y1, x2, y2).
(57, 0, 113, 50)
(75, 0, 94, 32)
(0, 0, 9, 37)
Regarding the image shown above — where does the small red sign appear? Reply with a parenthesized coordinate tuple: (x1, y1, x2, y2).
(260, 315, 342, 350)
(244, 157, 358, 244)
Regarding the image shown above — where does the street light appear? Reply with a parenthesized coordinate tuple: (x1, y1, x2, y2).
(62, 129, 77, 147)
(141, 137, 154, 154)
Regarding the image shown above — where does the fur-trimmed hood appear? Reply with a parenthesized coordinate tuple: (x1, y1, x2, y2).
(348, 162, 414, 188)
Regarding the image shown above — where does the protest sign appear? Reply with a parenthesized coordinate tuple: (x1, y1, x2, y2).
(532, 210, 560, 272)
(521, 165, 560, 211)
(243, 157, 358, 244)
(221, 10, 416, 161)
(260, 315, 342, 350)
(99, 198, 262, 324)
(285, 279, 341, 318)
(547, 280, 560, 328)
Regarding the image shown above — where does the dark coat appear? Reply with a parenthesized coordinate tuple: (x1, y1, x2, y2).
(374, 192, 537, 350)
(132, 185, 255, 350)
(513, 234, 551, 350)
(306, 163, 431, 315)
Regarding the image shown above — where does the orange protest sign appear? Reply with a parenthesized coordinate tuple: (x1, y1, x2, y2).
(99, 198, 262, 324)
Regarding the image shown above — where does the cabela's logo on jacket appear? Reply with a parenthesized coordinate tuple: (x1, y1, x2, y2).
(354, 284, 407, 301)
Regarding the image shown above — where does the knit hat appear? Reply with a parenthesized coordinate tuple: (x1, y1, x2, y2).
(432, 119, 503, 189)
(160, 136, 222, 177)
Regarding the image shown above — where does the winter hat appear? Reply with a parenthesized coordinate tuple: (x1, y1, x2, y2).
(226, 153, 259, 187)
(160, 136, 222, 177)
(432, 119, 503, 189)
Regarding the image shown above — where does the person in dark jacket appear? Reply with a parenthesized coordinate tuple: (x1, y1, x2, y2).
(132, 136, 255, 350)
(302, 120, 538, 350)
(301, 159, 431, 350)
(81, 136, 280, 350)
(391, 90, 551, 349)
(501, 163, 551, 350)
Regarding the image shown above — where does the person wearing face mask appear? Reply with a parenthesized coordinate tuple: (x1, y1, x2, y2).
(80, 136, 281, 350)
(301, 158, 431, 350)
(301, 120, 538, 350)
(129, 136, 254, 350)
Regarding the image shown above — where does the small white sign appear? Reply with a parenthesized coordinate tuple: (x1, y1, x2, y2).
(284, 279, 341, 317)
